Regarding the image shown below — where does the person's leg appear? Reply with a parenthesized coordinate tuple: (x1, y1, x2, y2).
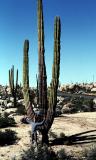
(32, 133, 34, 143)
(34, 132, 37, 144)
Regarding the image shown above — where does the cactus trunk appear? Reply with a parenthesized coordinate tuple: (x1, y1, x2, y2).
(38, 0, 47, 114)
(9, 65, 18, 107)
(23, 40, 36, 120)
(23, 40, 30, 112)
(38, 17, 61, 144)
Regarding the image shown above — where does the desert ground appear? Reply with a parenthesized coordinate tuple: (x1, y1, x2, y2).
(0, 112, 96, 160)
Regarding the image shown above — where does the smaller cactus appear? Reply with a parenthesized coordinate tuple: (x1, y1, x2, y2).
(23, 40, 30, 110)
(9, 65, 18, 107)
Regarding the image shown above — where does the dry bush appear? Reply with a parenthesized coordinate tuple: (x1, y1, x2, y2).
(0, 112, 16, 128)
(0, 129, 18, 146)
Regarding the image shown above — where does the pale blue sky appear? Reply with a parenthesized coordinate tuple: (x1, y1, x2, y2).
(0, 0, 96, 86)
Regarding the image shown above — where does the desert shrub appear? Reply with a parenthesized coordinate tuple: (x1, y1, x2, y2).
(71, 98, 83, 112)
(21, 143, 57, 160)
(57, 149, 72, 160)
(82, 99, 94, 111)
(0, 129, 17, 146)
(84, 146, 96, 160)
(0, 112, 16, 128)
(70, 97, 94, 113)
(16, 104, 26, 115)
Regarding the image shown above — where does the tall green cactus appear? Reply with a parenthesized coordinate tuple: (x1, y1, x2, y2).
(35, 1, 61, 144)
(23, 40, 30, 111)
(22, 0, 61, 145)
(36, 74, 39, 105)
(49, 17, 61, 111)
(38, 0, 47, 114)
(23, 40, 35, 118)
(23, 40, 29, 89)
(35, 16, 61, 144)
(9, 65, 18, 107)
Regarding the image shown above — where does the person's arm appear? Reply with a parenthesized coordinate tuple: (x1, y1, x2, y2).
(31, 120, 45, 133)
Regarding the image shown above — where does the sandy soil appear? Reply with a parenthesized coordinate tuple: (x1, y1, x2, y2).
(51, 112, 96, 159)
(0, 112, 96, 160)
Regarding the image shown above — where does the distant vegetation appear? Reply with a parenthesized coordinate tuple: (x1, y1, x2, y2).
(0, 112, 16, 128)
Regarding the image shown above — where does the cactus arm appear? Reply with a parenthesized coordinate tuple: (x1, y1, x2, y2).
(9, 69, 11, 92)
(23, 40, 36, 120)
(16, 69, 18, 88)
(23, 40, 30, 112)
(49, 17, 61, 112)
(35, 17, 61, 133)
(38, 0, 47, 114)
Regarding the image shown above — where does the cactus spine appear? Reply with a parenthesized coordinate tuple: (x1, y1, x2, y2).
(9, 65, 18, 107)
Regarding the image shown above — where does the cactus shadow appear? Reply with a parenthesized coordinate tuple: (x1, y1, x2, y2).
(50, 129, 96, 146)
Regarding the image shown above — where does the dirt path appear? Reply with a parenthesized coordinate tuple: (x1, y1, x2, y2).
(0, 112, 96, 160)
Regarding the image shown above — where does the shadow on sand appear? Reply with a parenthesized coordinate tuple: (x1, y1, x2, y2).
(50, 129, 96, 146)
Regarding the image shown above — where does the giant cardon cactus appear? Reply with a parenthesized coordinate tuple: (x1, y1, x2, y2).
(23, 40, 32, 117)
(23, 0, 61, 144)
(9, 65, 18, 107)
(38, 0, 47, 115)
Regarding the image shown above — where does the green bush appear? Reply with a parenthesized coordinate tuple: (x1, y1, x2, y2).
(16, 104, 26, 115)
(82, 99, 94, 111)
(57, 149, 71, 160)
(21, 142, 73, 160)
(0, 129, 18, 146)
(0, 112, 16, 128)
(84, 146, 96, 160)
(21, 143, 57, 160)
(70, 97, 94, 113)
